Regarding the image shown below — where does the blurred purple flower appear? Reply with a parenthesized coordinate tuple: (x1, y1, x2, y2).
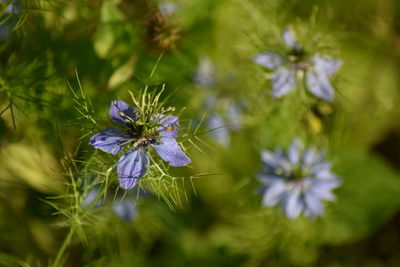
(194, 57, 216, 87)
(205, 96, 242, 146)
(0, 0, 20, 40)
(257, 139, 341, 219)
(83, 187, 102, 209)
(89, 100, 190, 190)
(254, 28, 342, 101)
(113, 198, 137, 223)
(158, 2, 178, 16)
(207, 112, 229, 146)
(194, 58, 243, 146)
(83, 187, 137, 223)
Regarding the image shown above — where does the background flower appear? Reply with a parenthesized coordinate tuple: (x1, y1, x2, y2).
(254, 28, 342, 101)
(194, 58, 243, 146)
(258, 139, 342, 219)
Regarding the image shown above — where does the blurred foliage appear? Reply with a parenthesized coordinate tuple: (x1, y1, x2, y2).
(0, 0, 400, 266)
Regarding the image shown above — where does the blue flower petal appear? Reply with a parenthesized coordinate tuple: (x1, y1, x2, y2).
(288, 139, 302, 165)
(4, 0, 20, 14)
(306, 70, 335, 101)
(303, 191, 323, 217)
(262, 180, 287, 206)
(302, 147, 319, 166)
(117, 149, 149, 190)
(283, 28, 298, 49)
(110, 100, 138, 126)
(89, 128, 129, 155)
(207, 113, 229, 146)
(309, 179, 339, 201)
(311, 162, 332, 174)
(113, 199, 137, 223)
(159, 2, 178, 16)
(194, 57, 215, 87)
(261, 150, 281, 168)
(83, 188, 101, 209)
(315, 169, 341, 183)
(272, 67, 296, 98)
(152, 137, 190, 167)
(253, 52, 283, 69)
(284, 188, 303, 219)
(226, 104, 242, 130)
(261, 150, 291, 171)
(312, 55, 342, 77)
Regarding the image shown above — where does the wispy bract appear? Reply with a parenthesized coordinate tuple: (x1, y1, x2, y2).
(257, 139, 341, 219)
(254, 28, 342, 101)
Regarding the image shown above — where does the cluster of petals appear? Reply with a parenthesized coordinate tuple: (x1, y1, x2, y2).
(258, 139, 341, 219)
(83, 187, 137, 223)
(89, 100, 190, 190)
(254, 29, 342, 101)
(195, 57, 242, 146)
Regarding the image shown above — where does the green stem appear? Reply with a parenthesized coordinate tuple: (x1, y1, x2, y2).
(52, 228, 74, 267)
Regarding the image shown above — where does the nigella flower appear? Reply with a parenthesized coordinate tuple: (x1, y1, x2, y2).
(194, 58, 242, 146)
(113, 198, 137, 223)
(194, 56, 216, 87)
(205, 95, 242, 146)
(257, 139, 341, 219)
(83, 187, 137, 223)
(254, 28, 342, 101)
(89, 100, 190, 190)
(158, 2, 178, 17)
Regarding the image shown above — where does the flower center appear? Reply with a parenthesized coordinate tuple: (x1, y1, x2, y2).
(165, 125, 174, 132)
(288, 48, 309, 71)
(289, 165, 310, 181)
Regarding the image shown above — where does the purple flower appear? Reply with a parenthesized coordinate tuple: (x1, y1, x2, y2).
(0, 0, 20, 40)
(206, 97, 242, 146)
(158, 2, 178, 16)
(83, 187, 101, 209)
(194, 57, 216, 87)
(207, 112, 229, 146)
(89, 100, 190, 190)
(254, 28, 342, 101)
(113, 198, 137, 223)
(257, 139, 341, 219)
(83, 187, 137, 223)
(193, 58, 243, 146)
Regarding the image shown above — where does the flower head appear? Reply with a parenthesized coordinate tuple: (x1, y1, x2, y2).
(257, 139, 341, 219)
(158, 2, 178, 17)
(83, 187, 137, 223)
(194, 58, 243, 146)
(113, 198, 137, 223)
(194, 57, 216, 87)
(205, 95, 242, 146)
(89, 100, 190, 190)
(254, 28, 342, 101)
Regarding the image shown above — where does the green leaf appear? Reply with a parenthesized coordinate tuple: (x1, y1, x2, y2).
(93, 0, 125, 58)
(320, 149, 400, 244)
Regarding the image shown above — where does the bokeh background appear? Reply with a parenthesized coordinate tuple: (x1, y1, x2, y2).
(1, 0, 400, 266)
